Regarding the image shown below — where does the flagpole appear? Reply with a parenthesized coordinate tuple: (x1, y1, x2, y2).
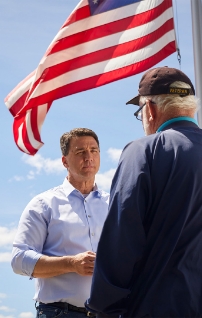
(190, 0, 202, 127)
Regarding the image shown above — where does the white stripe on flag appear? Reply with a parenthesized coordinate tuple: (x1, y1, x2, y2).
(25, 111, 44, 151)
(37, 104, 49, 133)
(5, 75, 34, 110)
(17, 121, 30, 154)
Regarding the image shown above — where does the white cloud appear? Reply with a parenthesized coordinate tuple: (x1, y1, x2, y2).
(0, 299, 15, 317)
(107, 148, 122, 163)
(0, 295, 6, 300)
(8, 175, 24, 182)
(0, 227, 17, 248)
(18, 313, 34, 318)
(22, 148, 122, 179)
(8, 148, 122, 185)
(96, 169, 116, 192)
(27, 171, 35, 180)
(0, 226, 17, 262)
(22, 153, 65, 178)
(0, 307, 14, 313)
(0, 253, 12, 263)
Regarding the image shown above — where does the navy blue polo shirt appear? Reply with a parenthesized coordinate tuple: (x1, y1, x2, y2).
(86, 119, 202, 317)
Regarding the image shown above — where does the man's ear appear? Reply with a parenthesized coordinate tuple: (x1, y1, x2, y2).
(147, 100, 157, 122)
(62, 156, 69, 169)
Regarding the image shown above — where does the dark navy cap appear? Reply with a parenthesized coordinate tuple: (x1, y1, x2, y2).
(126, 66, 195, 106)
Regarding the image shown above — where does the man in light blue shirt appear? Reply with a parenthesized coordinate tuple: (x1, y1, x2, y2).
(11, 128, 109, 318)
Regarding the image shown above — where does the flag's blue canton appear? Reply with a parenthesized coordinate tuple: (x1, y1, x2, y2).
(88, 0, 141, 15)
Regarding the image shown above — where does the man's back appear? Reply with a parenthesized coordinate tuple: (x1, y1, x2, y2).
(87, 123, 202, 318)
(123, 123, 202, 317)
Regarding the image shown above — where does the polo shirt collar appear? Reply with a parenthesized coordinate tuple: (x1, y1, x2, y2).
(157, 116, 198, 133)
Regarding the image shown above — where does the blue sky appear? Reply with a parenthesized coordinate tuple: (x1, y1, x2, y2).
(0, 0, 196, 317)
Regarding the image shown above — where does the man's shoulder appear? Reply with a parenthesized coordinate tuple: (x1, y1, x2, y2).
(124, 128, 189, 152)
(95, 186, 110, 204)
(32, 183, 65, 203)
(20, 183, 65, 216)
(97, 188, 110, 199)
(123, 133, 159, 153)
(123, 127, 202, 159)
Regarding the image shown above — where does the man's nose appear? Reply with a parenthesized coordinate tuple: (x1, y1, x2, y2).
(84, 151, 93, 160)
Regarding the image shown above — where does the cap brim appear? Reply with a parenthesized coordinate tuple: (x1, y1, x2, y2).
(126, 95, 140, 105)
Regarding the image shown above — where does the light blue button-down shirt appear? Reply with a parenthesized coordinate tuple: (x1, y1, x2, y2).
(11, 178, 109, 307)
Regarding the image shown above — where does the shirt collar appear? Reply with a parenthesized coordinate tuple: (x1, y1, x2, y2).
(157, 116, 198, 133)
(62, 177, 100, 197)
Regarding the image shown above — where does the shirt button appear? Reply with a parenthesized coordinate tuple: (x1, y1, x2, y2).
(91, 233, 95, 236)
(88, 215, 91, 218)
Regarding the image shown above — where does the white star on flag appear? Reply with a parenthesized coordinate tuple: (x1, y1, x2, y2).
(93, 0, 98, 4)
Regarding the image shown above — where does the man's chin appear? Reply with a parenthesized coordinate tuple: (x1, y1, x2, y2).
(82, 167, 96, 173)
(79, 166, 99, 177)
(81, 169, 98, 179)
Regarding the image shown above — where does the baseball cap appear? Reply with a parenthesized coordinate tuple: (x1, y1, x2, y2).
(126, 66, 195, 106)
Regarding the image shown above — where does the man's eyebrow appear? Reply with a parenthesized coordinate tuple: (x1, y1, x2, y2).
(75, 146, 99, 150)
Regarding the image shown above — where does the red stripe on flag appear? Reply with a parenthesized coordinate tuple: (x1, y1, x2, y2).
(15, 114, 35, 154)
(5, 70, 35, 104)
(30, 107, 41, 143)
(22, 114, 36, 154)
(45, 4, 91, 57)
(61, 5, 90, 28)
(9, 91, 29, 117)
(13, 113, 34, 154)
(30, 103, 51, 143)
(13, 114, 22, 149)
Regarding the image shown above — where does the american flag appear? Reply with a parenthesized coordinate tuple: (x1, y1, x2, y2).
(5, 0, 176, 155)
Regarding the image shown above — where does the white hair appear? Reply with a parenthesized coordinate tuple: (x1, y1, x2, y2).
(140, 81, 200, 112)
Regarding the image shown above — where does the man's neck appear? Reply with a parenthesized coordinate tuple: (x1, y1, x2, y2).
(157, 116, 198, 132)
(155, 110, 195, 133)
(67, 176, 95, 194)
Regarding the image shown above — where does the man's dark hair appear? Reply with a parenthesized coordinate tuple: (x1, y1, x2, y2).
(60, 128, 100, 156)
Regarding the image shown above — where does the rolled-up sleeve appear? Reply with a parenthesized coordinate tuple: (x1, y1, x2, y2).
(11, 196, 48, 277)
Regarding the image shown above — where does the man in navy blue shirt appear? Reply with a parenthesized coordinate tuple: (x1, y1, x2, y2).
(86, 67, 202, 317)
